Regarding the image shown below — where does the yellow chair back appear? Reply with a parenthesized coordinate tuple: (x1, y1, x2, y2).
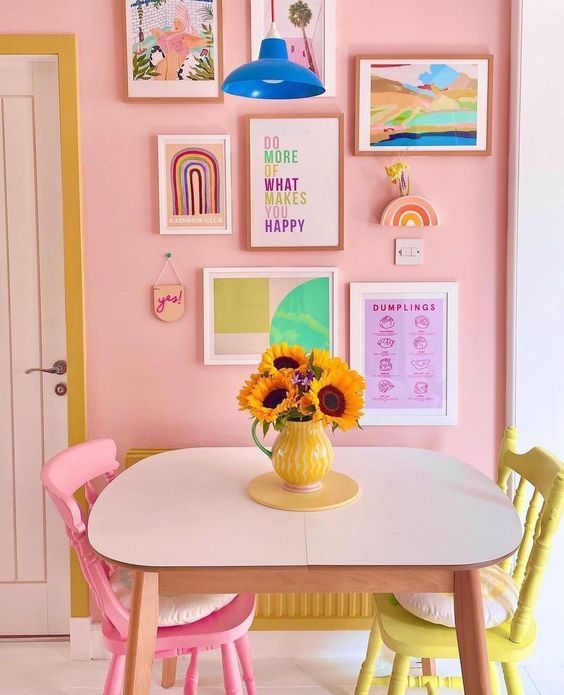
(497, 426, 564, 643)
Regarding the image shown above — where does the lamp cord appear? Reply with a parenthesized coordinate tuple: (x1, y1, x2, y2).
(271, 0, 275, 23)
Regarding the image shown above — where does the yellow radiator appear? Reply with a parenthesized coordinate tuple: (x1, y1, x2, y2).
(125, 449, 374, 630)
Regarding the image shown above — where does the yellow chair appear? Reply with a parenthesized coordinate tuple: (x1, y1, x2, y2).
(355, 427, 564, 695)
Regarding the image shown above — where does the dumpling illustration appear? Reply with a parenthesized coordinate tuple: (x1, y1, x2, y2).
(379, 315, 395, 329)
(411, 359, 431, 370)
(415, 315, 430, 329)
(379, 358, 392, 372)
(413, 336, 428, 351)
(377, 337, 395, 349)
(378, 380, 395, 393)
(414, 381, 429, 395)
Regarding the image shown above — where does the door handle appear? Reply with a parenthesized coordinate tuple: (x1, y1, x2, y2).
(25, 360, 67, 376)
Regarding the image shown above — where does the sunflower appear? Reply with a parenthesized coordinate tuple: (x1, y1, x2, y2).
(309, 367, 365, 431)
(297, 391, 319, 417)
(237, 373, 262, 410)
(310, 348, 347, 375)
(258, 343, 309, 375)
(245, 371, 298, 423)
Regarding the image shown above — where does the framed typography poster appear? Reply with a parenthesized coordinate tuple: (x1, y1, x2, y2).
(247, 115, 344, 250)
(203, 267, 337, 365)
(158, 135, 232, 234)
(350, 282, 458, 425)
(124, 0, 223, 101)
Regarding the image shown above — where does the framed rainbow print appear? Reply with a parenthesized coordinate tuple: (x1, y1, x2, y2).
(250, 0, 336, 97)
(355, 56, 493, 155)
(203, 267, 337, 365)
(247, 115, 344, 250)
(124, 0, 223, 101)
(350, 282, 458, 425)
(158, 135, 232, 235)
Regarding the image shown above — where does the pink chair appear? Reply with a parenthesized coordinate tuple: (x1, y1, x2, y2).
(41, 439, 257, 695)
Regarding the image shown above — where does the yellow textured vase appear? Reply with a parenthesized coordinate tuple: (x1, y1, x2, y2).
(271, 420, 334, 492)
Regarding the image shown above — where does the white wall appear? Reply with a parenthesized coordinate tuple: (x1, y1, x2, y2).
(510, 0, 564, 671)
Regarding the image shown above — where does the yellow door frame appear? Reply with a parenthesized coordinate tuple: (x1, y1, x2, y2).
(0, 35, 88, 620)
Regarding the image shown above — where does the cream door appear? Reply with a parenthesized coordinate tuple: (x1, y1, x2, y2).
(0, 57, 69, 635)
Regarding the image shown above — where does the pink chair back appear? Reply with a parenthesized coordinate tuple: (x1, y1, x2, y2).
(41, 440, 130, 637)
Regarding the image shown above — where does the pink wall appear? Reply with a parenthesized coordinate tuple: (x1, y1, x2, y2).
(5, 0, 510, 476)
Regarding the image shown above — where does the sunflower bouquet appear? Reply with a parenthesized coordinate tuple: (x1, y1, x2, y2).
(238, 343, 365, 436)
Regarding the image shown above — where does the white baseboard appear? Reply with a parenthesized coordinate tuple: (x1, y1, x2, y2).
(69, 617, 93, 661)
(83, 621, 376, 662)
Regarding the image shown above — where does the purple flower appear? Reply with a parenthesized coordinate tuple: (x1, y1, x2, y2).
(293, 370, 314, 390)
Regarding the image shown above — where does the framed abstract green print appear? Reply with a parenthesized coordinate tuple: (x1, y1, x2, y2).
(203, 267, 337, 365)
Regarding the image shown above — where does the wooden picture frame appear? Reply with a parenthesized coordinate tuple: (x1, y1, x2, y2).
(350, 282, 458, 425)
(203, 267, 338, 365)
(246, 114, 344, 251)
(157, 134, 232, 235)
(250, 0, 337, 98)
(124, 0, 223, 102)
(355, 55, 493, 155)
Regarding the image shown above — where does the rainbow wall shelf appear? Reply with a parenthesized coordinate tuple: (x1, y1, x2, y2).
(380, 195, 439, 227)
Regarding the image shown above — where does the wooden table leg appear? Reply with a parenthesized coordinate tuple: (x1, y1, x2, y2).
(123, 570, 159, 695)
(453, 569, 490, 695)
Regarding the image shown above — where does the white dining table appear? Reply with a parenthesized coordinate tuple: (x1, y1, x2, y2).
(88, 446, 522, 695)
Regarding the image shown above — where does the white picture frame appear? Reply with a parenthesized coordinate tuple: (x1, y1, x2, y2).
(250, 0, 336, 98)
(158, 134, 232, 235)
(350, 282, 458, 425)
(204, 267, 338, 365)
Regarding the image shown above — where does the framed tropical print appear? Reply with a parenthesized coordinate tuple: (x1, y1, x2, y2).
(350, 282, 458, 425)
(125, 0, 223, 100)
(158, 135, 232, 234)
(355, 56, 493, 155)
(250, 0, 336, 97)
(247, 115, 344, 250)
(203, 267, 337, 365)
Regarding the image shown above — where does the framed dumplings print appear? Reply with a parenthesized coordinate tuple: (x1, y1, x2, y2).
(124, 0, 223, 101)
(355, 56, 493, 155)
(250, 0, 336, 97)
(158, 135, 232, 235)
(203, 267, 337, 365)
(350, 282, 458, 425)
(247, 115, 344, 250)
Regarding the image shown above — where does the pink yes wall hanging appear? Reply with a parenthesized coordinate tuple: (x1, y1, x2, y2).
(153, 253, 185, 322)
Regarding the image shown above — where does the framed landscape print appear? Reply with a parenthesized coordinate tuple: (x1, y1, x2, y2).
(355, 56, 492, 154)
(158, 135, 232, 234)
(125, 0, 223, 100)
(247, 115, 344, 250)
(350, 282, 458, 425)
(203, 267, 337, 365)
(250, 0, 336, 97)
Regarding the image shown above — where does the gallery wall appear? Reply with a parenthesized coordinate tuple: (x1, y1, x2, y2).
(4, 0, 511, 476)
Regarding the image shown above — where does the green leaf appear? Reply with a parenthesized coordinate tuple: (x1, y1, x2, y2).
(262, 420, 270, 437)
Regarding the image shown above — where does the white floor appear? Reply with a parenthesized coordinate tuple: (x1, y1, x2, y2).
(0, 641, 558, 695)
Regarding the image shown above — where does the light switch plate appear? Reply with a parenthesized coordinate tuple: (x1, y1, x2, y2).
(395, 238, 423, 265)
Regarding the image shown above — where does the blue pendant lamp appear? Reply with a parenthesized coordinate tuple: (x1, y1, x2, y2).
(221, 0, 325, 99)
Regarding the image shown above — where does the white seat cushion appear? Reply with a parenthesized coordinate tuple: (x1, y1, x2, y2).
(110, 568, 237, 627)
(394, 565, 519, 629)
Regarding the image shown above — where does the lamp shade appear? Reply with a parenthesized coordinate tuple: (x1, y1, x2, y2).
(221, 36, 325, 99)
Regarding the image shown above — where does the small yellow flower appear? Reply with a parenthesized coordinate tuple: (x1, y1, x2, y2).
(385, 161, 409, 184)
(246, 371, 298, 423)
(309, 367, 365, 431)
(259, 343, 309, 375)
